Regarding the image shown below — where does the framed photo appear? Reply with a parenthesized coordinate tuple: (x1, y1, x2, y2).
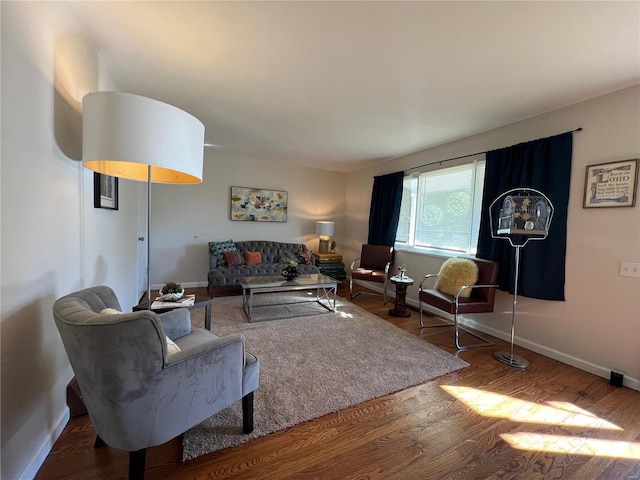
(583, 159, 638, 208)
(94, 172, 118, 210)
(230, 186, 287, 222)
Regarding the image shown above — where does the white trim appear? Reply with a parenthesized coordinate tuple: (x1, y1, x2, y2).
(458, 316, 640, 391)
(19, 408, 70, 480)
(151, 281, 208, 290)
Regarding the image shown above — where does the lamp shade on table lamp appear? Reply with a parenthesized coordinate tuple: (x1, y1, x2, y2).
(316, 221, 334, 254)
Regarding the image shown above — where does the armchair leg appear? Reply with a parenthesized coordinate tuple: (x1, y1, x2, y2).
(94, 435, 106, 449)
(242, 392, 254, 434)
(349, 276, 359, 300)
(350, 277, 389, 303)
(419, 300, 494, 351)
(129, 449, 146, 480)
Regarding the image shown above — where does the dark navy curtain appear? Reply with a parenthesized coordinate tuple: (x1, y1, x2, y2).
(368, 171, 404, 246)
(477, 132, 573, 300)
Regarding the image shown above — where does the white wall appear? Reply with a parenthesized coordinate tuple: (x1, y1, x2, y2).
(0, 3, 138, 478)
(149, 151, 346, 287)
(346, 85, 640, 389)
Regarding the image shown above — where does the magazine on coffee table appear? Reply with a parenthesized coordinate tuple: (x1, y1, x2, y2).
(151, 294, 196, 309)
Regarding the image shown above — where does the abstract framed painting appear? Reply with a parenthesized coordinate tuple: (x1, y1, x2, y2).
(230, 186, 287, 222)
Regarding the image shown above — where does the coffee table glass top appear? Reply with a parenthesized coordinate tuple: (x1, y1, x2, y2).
(240, 273, 338, 289)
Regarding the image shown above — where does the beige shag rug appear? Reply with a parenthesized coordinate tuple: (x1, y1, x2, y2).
(182, 293, 468, 461)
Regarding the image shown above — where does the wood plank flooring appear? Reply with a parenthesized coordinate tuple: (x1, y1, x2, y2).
(36, 284, 640, 479)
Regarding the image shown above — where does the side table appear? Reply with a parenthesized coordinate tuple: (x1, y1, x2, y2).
(133, 295, 212, 330)
(389, 275, 414, 317)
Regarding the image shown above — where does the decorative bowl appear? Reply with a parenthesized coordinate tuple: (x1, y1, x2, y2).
(157, 291, 184, 302)
(281, 269, 300, 281)
(158, 283, 184, 302)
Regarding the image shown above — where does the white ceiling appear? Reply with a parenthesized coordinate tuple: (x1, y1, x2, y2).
(67, 1, 640, 172)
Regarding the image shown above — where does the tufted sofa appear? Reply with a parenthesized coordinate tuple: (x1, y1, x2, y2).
(207, 240, 320, 296)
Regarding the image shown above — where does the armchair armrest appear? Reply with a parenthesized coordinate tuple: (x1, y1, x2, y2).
(350, 257, 361, 271)
(419, 273, 439, 290)
(453, 283, 499, 302)
(165, 331, 246, 366)
(384, 261, 392, 278)
(158, 308, 192, 340)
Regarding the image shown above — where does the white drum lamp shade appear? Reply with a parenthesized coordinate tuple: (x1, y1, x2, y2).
(82, 91, 204, 184)
(316, 221, 334, 254)
(82, 91, 205, 308)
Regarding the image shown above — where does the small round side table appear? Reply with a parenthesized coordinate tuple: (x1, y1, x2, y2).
(389, 275, 414, 317)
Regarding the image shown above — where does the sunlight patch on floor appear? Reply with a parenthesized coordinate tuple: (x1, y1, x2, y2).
(441, 385, 640, 459)
(501, 433, 640, 460)
(441, 385, 622, 430)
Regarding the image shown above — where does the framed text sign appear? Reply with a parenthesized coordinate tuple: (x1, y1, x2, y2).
(583, 159, 638, 208)
(230, 186, 287, 222)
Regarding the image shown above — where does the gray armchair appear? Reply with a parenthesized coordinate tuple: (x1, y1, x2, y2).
(52, 286, 259, 479)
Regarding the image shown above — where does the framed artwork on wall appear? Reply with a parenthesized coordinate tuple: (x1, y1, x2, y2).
(94, 172, 119, 210)
(583, 159, 638, 208)
(230, 186, 287, 222)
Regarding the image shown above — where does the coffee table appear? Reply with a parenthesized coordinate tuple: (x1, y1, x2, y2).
(240, 273, 337, 322)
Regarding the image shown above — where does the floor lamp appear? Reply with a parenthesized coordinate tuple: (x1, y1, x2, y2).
(489, 187, 554, 369)
(82, 91, 204, 309)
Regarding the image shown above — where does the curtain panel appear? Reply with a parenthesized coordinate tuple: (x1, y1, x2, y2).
(477, 132, 573, 301)
(368, 171, 404, 246)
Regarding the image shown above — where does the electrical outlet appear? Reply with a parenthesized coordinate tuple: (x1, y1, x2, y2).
(620, 261, 640, 278)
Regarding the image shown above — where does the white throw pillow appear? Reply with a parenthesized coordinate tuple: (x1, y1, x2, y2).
(100, 308, 122, 315)
(166, 336, 181, 356)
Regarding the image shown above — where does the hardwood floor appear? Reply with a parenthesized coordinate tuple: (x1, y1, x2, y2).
(36, 284, 640, 479)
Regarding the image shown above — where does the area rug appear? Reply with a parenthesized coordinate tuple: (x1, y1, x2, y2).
(182, 293, 469, 461)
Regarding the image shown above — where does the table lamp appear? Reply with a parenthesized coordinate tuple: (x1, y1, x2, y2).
(316, 221, 334, 254)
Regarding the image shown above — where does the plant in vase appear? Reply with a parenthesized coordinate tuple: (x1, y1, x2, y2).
(158, 282, 184, 301)
(330, 240, 337, 253)
(281, 260, 300, 280)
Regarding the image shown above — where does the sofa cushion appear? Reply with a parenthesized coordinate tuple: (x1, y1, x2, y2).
(210, 240, 237, 266)
(223, 251, 246, 267)
(244, 251, 262, 265)
(296, 251, 312, 265)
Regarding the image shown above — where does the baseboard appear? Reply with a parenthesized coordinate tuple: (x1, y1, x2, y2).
(19, 407, 70, 480)
(459, 317, 640, 391)
(151, 281, 208, 290)
(355, 280, 640, 391)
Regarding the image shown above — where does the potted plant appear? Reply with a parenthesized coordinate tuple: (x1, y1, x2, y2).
(281, 260, 299, 280)
(158, 282, 184, 301)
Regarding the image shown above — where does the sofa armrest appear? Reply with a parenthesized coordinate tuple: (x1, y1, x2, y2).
(158, 308, 192, 340)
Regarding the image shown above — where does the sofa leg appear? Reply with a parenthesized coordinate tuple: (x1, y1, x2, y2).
(129, 449, 146, 480)
(242, 392, 254, 434)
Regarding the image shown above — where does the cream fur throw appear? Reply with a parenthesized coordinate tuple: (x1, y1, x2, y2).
(434, 258, 479, 298)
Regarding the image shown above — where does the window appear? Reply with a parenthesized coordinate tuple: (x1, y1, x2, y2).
(396, 159, 485, 254)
